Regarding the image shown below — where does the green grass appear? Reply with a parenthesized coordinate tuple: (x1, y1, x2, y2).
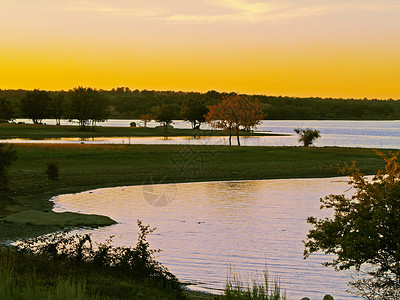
(3, 210, 116, 227)
(0, 245, 184, 300)
(0, 123, 281, 139)
(0, 247, 102, 300)
(225, 266, 286, 300)
(0, 143, 389, 241)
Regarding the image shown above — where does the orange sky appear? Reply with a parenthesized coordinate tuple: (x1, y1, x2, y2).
(1, 0, 399, 99)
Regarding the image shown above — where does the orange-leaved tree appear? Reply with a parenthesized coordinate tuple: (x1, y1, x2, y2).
(205, 95, 263, 146)
(140, 113, 152, 128)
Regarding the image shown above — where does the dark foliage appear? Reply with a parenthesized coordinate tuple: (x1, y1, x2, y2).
(0, 144, 17, 211)
(0, 144, 17, 190)
(16, 220, 182, 292)
(2, 89, 400, 121)
(294, 128, 321, 147)
(20, 90, 51, 124)
(304, 152, 400, 299)
(154, 104, 175, 136)
(0, 97, 15, 121)
(49, 93, 65, 125)
(180, 98, 209, 129)
(67, 87, 109, 129)
(45, 162, 59, 181)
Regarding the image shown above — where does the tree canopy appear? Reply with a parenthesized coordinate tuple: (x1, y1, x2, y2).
(0, 97, 14, 122)
(304, 151, 400, 299)
(140, 113, 152, 128)
(67, 87, 109, 129)
(49, 93, 65, 125)
(206, 95, 263, 145)
(154, 104, 175, 136)
(20, 90, 51, 124)
(180, 98, 209, 129)
(2, 89, 400, 121)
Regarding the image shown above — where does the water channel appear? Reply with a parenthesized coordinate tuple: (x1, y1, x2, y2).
(5, 119, 400, 149)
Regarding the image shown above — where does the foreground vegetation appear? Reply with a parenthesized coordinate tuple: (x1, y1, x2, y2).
(225, 266, 286, 300)
(305, 152, 400, 299)
(0, 221, 184, 300)
(1, 239, 292, 300)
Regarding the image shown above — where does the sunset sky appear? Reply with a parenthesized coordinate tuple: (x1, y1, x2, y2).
(1, 0, 399, 99)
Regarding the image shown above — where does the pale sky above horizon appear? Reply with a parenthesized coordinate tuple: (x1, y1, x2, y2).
(1, 0, 400, 99)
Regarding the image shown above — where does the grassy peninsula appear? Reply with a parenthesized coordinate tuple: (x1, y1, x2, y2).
(0, 123, 281, 140)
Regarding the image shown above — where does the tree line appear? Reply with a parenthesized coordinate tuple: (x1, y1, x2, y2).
(0, 88, 109, 129)
(1, 88, 400, 124)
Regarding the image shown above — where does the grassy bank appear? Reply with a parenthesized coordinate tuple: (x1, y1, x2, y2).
(0, 143, 390, 300)
(0, 123, 281, 139)
(1, 143, 389, 241)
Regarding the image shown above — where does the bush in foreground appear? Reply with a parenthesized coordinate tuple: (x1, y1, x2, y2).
(304, 151, 400, 299)
(4, 220, 184, 299)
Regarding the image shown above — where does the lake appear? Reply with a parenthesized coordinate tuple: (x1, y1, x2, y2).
(52, 177, 363, 299)
(7, 119, 400, 148)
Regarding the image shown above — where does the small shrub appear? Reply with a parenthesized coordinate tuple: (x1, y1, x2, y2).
(46, 162, 59, 180)
(130, 121, 137, 127)
(294, 128, 321, 147)
(16, 220, 181, 291)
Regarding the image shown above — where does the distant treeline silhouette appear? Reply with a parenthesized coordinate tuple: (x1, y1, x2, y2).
(1, 88, 400, 121)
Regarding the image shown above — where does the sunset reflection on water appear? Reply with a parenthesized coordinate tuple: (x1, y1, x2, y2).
(53, 178, 361, 299)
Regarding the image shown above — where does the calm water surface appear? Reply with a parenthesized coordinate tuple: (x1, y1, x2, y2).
(7, 119, 400, 148)
(52, 178, 362, 299)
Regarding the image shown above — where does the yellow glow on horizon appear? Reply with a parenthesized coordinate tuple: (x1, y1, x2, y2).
(1, 1, 400, 99)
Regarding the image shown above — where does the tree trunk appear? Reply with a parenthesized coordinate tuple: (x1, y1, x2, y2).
(164, 123, 168, 140)
(229, 127, 232, 145)
(236, 127, 240, 146)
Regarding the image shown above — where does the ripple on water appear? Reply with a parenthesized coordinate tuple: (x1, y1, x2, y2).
(52, 178, 363, 299)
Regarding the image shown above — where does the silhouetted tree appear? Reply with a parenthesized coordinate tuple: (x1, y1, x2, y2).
(20, 90, 51, 124)
(88, 92, 109, 128)
(67, 87, 109, 129)
(154, 104, 174, 137)
(180, 98, 209, 129)
(49, 93, 65, 125)
(0, 97, 15, 122)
